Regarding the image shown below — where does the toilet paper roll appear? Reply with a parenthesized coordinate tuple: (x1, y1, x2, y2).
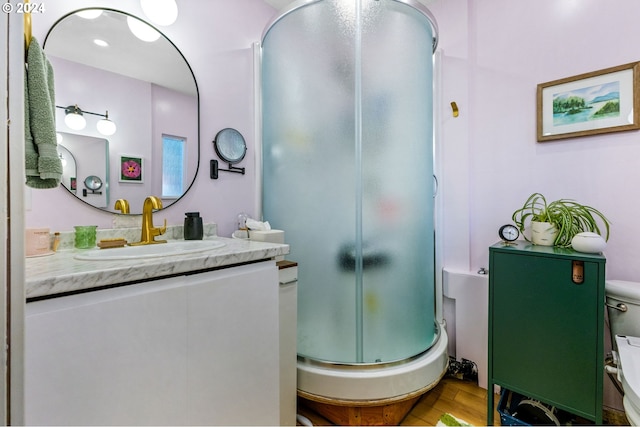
(249, 229, 285, 244)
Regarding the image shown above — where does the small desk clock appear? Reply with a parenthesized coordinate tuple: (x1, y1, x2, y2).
(498, 224, 519, 243)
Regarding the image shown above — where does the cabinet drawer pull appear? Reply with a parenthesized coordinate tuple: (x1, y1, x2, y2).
(606, 302, 628, 312)
(572, 260, 584, 284)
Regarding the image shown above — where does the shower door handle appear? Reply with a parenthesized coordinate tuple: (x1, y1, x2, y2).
(338, 243, 391, 271)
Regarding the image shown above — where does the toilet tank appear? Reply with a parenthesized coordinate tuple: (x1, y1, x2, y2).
(606, 280, 640, 339)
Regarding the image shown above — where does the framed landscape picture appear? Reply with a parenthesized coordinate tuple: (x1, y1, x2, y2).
(537, 62, 640, 141)
(119, 155, 143, 183)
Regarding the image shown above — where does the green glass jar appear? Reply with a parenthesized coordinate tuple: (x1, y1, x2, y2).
(74, 225, 97, 249)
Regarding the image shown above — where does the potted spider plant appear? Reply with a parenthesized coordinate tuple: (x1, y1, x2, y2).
(511, 193, 610, 247)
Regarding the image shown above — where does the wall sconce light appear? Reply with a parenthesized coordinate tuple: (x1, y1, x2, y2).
(57, 104, 117, 136)
(127, 16, 160, 42)
(63, 105, 86, 130)
(140, 0, 178, 26)
(96, 111, 117, 136)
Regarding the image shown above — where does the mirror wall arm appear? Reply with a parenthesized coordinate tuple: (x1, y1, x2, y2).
(210, 160, 245, 180)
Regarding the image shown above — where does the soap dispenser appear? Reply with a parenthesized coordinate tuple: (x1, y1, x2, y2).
(184, 212, 203, 240)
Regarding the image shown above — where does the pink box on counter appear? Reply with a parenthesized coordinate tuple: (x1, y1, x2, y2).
(25, 228, 51, 257)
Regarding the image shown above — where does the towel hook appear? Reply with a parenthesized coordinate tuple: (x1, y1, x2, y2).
(450, 101, 459, 118)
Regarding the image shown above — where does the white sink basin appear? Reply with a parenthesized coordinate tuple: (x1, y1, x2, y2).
(74, 240, 226, 261)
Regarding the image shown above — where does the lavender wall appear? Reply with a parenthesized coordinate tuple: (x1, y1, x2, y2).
(46, 57, 198, 212)
(430, 0, 640, 409)
(430, 0, 640, 281)
(48, 56, 154, 206)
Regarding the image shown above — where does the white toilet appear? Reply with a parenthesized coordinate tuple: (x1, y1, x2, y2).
(606, 280, 640, 425)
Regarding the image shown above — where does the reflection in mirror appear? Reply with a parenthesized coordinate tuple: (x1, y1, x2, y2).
(57, 143, 77, 193)
(44, 8, 199, 214)
(211, 128, 247, 179)
(57, 132, 109, 209)
(214, 128, 247, 164)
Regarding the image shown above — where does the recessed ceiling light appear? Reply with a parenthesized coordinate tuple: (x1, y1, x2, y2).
(76, 9, 103, 19)
(93, 39, 109, 47)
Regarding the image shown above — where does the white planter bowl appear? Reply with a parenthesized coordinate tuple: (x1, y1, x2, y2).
(531, 221, 558, 246)
(571, 232, 606, 254)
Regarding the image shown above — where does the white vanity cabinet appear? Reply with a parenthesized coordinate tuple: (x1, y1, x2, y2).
(25, 260, 280, 426)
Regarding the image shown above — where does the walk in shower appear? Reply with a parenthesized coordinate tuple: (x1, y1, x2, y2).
(261, 0, 447, 421)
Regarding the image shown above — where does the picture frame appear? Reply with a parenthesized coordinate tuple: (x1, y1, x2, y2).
(119, 155, 143, 183)
(537, 61, 640, 142)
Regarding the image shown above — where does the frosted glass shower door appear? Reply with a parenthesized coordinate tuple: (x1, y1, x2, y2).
(262, 0, 436, 364)
(359, 1, 436, 363)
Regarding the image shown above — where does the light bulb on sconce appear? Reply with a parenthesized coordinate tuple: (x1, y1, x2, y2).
(140, 0, 178, 26)
(63, 105, 86, 130)
(127, 16, 160, 42)
(96, 111, 117, 136)
(57, 105, 117, 136)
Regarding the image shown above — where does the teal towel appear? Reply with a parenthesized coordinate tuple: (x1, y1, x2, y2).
(25, 37, 62, 189)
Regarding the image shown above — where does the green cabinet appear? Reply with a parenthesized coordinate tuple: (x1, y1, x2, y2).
(487, 241, 605, 425)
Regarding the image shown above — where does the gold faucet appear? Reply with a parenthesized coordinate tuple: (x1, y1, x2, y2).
(130, 196, 167, 246)
(114, 199, 130, 214)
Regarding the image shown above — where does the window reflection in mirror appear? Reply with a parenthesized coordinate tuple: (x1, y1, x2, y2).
(162, 134, 186, 199)
(44, 8, 199, 215)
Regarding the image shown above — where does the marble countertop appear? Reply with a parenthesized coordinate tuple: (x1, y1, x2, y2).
(25, 237, 290, 300)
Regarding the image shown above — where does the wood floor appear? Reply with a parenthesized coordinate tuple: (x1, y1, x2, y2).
(297, 377, 499, 426)
(297, 376, 630, 426)
(399, 377, 499, 426)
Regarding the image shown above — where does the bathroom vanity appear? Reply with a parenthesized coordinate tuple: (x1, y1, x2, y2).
(487, 241, 605, 425)
(25, 237, 289, 426)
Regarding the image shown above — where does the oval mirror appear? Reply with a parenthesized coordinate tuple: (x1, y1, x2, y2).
(214, 128, 247, 164)
(44, 8, 199, 214)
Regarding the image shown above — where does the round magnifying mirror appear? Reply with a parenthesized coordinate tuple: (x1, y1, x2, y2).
(213, 128, 246, 164)
(84, 175, 103, 190)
